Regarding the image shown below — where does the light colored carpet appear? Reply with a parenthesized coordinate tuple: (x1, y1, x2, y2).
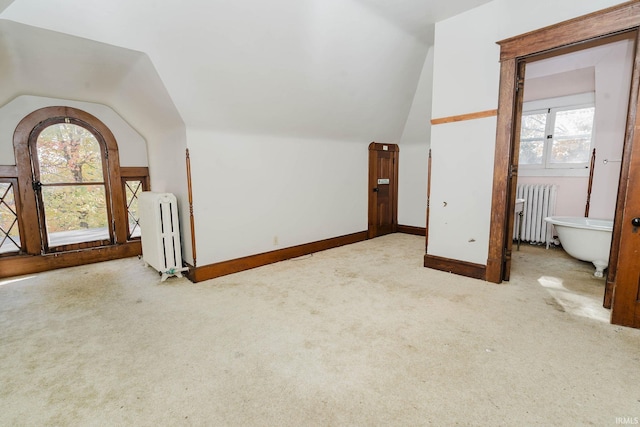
(1, 234, 638, 426)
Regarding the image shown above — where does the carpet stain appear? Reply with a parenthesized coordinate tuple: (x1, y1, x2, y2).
(544, 297, 566, 312)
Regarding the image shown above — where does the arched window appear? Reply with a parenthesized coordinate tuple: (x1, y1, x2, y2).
(30, 118, 113, 252)
(1, 106, 148, 276)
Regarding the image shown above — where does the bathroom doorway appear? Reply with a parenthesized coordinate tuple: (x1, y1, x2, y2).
(487, 2, 640, 328)
(511, 33, 633, 286)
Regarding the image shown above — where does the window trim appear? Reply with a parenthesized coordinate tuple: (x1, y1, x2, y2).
(13, 106, 143, 252)
(120, 167, 150, 241)
(0, 177, 23, 257)
(0, 107, 150, 278)
(28, 117, 115, 253)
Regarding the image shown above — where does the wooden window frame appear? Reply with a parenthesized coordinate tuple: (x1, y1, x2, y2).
(28, 117, 115, 253)
(0, 173, 24, 257)
(120, 167, 150, 241)
(0, 106, 145, 278)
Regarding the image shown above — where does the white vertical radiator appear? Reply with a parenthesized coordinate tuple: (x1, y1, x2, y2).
(138, 192, 188, 281)
(513, 184, 557, 247)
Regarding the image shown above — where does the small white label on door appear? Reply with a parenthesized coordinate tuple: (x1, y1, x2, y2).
(377, 178, 390, 185)
(382, 145, 389, 151)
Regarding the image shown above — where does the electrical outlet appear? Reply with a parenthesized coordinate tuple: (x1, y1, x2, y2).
(273, 236, 278, 246)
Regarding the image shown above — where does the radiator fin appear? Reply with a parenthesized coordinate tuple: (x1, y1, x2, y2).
(139, 192, 186, 281)
(513, 184, 557, 246)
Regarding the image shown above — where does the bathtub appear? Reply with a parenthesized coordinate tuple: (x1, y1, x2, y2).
(543, 216, 613, 278)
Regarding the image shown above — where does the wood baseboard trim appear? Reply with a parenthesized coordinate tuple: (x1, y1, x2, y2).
(189, 231, 368, 282)
(397, 225, 426, 236)
(0, 241, 142, 279)
(424, 254, 487, 281)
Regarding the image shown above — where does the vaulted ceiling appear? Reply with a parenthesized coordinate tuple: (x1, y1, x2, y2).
(0, 0, 491, 142)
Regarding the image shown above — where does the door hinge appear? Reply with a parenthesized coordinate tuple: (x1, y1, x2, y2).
(509, 164, 518, 179)
(516, 76, 524, 92)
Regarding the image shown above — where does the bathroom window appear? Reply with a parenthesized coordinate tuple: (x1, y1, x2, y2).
(519, 93, 595, 171)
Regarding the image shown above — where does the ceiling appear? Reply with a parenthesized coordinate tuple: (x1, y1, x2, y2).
(0, 0, 13, 13)
(355, 0, 492, 43)
(0, 0, 494, 142)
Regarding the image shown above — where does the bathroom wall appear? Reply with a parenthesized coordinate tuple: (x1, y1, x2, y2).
(518, 37, 635, 220)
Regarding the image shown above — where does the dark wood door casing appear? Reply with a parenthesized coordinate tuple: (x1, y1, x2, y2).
(368, 142, 399, 239)
(488, 1, 640, 328)
(610, 28, 640, 327)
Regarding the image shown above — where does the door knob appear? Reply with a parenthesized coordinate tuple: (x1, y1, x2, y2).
(632, 217, 640, 227)
(373, 188, 379, 192)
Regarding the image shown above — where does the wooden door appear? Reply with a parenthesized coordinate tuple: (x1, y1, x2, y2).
(612, 174, 640, 327)
(368, 142, 398, 239)
(611, 44, 640, 327)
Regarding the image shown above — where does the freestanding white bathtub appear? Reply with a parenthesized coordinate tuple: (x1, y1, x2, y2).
(543, 216, 613, 278)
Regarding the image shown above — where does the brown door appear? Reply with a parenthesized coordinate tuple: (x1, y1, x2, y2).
(605, 54, 640, 328)
(368, 142, 398, 239)
(612, 195, 640, 327)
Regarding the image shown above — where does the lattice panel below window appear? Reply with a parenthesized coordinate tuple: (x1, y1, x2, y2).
(0, 181, 21, 254)
(125, 180, 142, 239)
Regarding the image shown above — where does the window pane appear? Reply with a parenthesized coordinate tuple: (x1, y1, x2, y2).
(41, 185, 110, 247)
(550, 107, 594, 165)
(520, 113, 547, 139)
(550, 138, 592, 164)
(125, 180, 142, 239)
(519, 113, 546, 165)
(519, 139, 545, 165)
(0, 182, 21, 254)
(37, 123, 104, 184)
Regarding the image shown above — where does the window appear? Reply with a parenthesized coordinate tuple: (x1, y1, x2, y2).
(7, 106, 149, 272)
(519, 93, 595, 172)
(32, 121, 113, 251)
(122, 176, 149, 240)
(0, 179, 21, 255)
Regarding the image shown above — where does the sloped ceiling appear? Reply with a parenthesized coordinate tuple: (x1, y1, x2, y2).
(354, 0, 492, 43)
(0, 0, 13, 13)
(0, 0, 490, 142)
(0, 20, 183, 141)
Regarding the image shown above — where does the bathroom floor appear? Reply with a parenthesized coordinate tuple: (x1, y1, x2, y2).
(510, 242, 610, 322)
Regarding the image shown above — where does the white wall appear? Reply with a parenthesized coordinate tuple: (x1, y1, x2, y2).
(428, 118, 496, 264)
(187, 130, 367, 264)
(524, 68, 595, 102)
(590, 40, 635, 219)
(0, 95, 148, 166)
(429, 0, 628, 265)
(398, 47, 434, 228)
(398, 145, 429, 228)
(2, 0, 433, 267)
